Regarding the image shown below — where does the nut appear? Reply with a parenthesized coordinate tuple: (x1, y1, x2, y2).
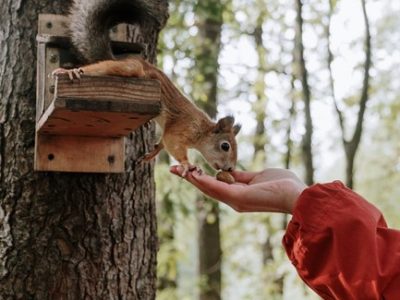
(216, 171, 235, 184)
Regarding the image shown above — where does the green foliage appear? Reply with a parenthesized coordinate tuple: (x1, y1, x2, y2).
(156, 0, 400, 299)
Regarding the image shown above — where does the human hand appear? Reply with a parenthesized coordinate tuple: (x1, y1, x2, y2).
(170, 167, 307, 214)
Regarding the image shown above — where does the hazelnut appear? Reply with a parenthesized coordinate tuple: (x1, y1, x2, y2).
(216, 171, 235, 184)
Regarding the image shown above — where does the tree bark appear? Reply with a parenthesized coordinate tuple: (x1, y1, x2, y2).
(193, 2, 224, 300)
(295, 0, 314, 185)
(0, 1, 167, 299)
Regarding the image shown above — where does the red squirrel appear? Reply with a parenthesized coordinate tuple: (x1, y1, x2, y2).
(52, 0, 241, 176)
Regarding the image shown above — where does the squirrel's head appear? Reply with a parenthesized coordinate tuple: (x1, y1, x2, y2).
(198, 116, 241, 172)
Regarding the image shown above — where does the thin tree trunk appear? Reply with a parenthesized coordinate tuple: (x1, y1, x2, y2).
(327, 0, 371, 189)
(197, 202, 222, 300)
(252, 7, 268, 163)
(281, 75, 297, 232)
(250, 5, 288, 297)
(193, 2, 224, 300)
(0, 1, 167, 299)
(295, 0, 314, 185)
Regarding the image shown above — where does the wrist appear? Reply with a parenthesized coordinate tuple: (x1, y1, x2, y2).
(285, 180, 307, 214)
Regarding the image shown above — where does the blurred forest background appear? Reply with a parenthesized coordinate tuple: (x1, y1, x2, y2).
(154, 0, 400, 299)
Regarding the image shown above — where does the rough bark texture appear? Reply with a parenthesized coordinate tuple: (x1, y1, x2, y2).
(0, 1, 167, 299)
(295, 0, 314, 186)
(327, 0, 371, 189)
(193, 2, 223, 300)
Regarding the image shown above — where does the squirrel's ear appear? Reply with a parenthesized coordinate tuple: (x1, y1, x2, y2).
(214, 116, 235, 133)
(233, 124, 241, 135)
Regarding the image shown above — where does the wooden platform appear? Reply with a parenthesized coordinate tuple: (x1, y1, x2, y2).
(35, 14, 160, 173)
(35, 74, 161, 173)
(37, 75, 161, 137)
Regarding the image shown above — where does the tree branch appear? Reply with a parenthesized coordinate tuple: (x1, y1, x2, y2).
(351, 0, 371, 148)
(327, 0, 346, 142)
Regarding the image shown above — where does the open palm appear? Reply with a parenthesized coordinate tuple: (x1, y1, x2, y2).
(170, 167, 307, 214)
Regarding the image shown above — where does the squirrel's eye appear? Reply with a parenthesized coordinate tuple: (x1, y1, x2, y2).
(221, 142, 230, 152)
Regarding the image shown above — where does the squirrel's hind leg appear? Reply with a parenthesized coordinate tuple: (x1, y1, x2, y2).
(52, 58, 146, 80)
(80, 59, 146, 77)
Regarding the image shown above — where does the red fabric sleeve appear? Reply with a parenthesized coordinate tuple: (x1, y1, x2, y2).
(283, 181, 400, 300)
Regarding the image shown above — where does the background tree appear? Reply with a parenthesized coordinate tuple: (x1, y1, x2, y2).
(0, 1, 167, 298)
(192, 1, 224, 299)
(295, 0, 315, 185)
(327, 0, 372, 189)
(155, 0, 398, 299)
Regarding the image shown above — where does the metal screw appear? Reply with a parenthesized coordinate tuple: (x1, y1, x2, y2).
(107, 155, 115, 164)
(50, 54, 58, 63)
(48, 153, 55, 161)
(46, 22, 52, 29)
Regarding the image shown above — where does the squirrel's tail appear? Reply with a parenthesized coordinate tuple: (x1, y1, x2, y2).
(69, 0, 168, 62)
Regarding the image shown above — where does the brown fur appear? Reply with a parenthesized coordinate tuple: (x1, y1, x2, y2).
(69, 0, 169, 62)
(55, 0, 240, 173)
(55, 57, 240, 173)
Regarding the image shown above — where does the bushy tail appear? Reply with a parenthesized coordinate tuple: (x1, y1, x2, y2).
(69, 0, 168, 62)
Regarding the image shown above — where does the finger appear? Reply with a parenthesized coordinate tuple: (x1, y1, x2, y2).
(169, 166, 241, 201)
(188, 171, 245, 201)
(231, 170, 259, 184)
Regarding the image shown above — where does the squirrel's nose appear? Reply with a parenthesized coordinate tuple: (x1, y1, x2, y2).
(222, 166, 233, 172)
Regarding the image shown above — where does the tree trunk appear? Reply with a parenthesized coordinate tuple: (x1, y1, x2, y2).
(0, 1, 167, 299)
(197, 202, 222, 300)
(295, 0, 314, 185)
(193, 2, 224, 300)
(327, 0, 371, 189)
(252, 9, 268, 163)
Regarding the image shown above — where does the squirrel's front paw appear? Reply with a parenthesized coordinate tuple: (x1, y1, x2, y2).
(181, 163, 202, 177)
(52, 68, 84, 81)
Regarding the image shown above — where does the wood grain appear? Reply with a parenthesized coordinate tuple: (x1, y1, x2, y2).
(35, 134, 125, 173)
(37, 74, 161, 137)
(35, 74, 160, 172)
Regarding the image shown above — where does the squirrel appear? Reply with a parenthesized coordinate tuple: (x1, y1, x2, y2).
(52, 0, 241, 176)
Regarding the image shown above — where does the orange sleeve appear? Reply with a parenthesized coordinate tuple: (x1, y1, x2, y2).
(283, 181, 400, 300)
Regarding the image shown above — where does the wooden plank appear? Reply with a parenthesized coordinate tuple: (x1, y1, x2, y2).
(38, 14, 70, 36)
(35, 134, 125, 173)
(36, 74, 161, 137)
(36, 43, 46, 122)
(37, 103, 155, 137)
(55, 74, 161, 103)
(38, 14, 132, 40)
(36, 35, 145, 54)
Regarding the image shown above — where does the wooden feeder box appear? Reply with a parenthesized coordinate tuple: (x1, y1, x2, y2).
(35, 14, 161, 173)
